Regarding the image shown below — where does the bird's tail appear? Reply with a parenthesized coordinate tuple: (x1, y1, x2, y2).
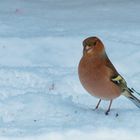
(122, 88, 140, 108)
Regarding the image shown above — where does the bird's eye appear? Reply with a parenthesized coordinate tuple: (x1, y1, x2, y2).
(93, 41, 97, 46)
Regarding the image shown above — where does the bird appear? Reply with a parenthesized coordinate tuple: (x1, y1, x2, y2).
(78, 36, 140, 115)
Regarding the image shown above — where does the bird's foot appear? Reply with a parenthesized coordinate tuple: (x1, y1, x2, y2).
(92, 107, 98, 111)
(105, 110, 110, 115)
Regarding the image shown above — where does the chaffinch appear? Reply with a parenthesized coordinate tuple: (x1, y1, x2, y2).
(78, 36, 140, 115)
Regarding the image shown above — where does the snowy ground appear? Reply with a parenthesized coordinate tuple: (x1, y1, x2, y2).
(0, 0, 140, 140)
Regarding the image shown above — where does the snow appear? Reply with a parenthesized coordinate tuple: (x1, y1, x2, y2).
(0, 0, 140, 139)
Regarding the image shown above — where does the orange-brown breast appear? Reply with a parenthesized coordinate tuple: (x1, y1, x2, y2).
(78, 55, 121, 100)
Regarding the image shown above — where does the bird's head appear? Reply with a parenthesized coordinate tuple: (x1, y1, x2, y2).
(82, 36, 105, 56)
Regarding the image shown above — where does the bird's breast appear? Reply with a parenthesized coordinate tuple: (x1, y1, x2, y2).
(78, 57, 121, 100)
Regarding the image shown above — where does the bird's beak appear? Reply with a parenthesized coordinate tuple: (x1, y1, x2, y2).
(85, 46, 91, 51)
(84, 45, 93, 53)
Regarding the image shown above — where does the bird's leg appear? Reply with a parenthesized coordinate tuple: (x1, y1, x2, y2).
(95, 99, 102, 110)
(105, 100, 113, 115)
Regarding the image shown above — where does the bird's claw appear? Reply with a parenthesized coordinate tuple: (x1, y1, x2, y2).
(105, 111, 109, 115)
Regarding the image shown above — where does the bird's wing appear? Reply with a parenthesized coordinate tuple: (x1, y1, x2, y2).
(104, 53, 119, 77)
(104, 53, 127, 91)
(112, 75, 127, 88)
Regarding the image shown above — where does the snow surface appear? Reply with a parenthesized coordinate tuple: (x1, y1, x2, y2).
(0, 0, 140, 139)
